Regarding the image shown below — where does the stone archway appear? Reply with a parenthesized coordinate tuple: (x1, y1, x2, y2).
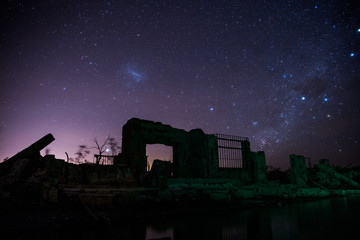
(119, 118, 219, 179)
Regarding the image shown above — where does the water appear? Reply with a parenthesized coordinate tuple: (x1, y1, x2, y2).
(143, 197, 360, 240)
(5, 196, 360, 239)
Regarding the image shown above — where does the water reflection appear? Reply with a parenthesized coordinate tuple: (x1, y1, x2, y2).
(144, 197, 360, 240)
(5, 197, 360, 239)
(146, 224, 174, 240)
(269, 197, 358, 240)
(142, 207, 272, 239)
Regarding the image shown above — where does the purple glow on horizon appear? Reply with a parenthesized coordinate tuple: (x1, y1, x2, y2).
(1, 1, 359, 169)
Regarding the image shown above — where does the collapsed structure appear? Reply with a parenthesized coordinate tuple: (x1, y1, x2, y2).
(116, 118, 266, 182)
(1, 118, 359, 208)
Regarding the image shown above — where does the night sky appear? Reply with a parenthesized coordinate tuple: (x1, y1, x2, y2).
(1, 0, 359, 169)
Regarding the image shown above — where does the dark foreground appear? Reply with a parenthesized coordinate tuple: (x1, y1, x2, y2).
(1, 196, 360, 240)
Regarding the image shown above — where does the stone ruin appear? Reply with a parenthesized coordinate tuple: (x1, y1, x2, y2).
(116, 118, 268, 183)
(1, 117, 359, 207)
(0, 118, 266, 199)
(117, 118, 219, 179)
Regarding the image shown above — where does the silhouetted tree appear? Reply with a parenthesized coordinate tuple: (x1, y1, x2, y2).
(92, 136, 111, 164)
(74, 136, 121, 164)
(74, 145, 90, 164)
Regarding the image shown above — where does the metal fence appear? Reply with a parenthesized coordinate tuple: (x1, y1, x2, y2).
(93, 154, 115, 165)
(215, 133, 248, 168)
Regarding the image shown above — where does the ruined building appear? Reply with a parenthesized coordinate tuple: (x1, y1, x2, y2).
(115, 118, 266, 183)
(1, 118, 359, 208)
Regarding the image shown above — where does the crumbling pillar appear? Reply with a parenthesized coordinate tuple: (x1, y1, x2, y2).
(290, 154, 308, 186)
(241, 140, 253, 182)
(206, 134, 219, 178)
(252, 151, 267, 184)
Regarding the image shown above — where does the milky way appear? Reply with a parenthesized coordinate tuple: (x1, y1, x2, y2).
(1, 0, 359, 168)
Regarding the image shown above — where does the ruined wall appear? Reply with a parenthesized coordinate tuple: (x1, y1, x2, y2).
(206, 134, 219, 178)
(119, 118, 219, 179)
(240, 140, 252, 182)
(290, 154, 308, 186)
(252, 151, 267, 184)
(0, 152, 138, 204)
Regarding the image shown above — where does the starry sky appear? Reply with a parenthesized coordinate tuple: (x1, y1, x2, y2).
(1, 0, 359, 169)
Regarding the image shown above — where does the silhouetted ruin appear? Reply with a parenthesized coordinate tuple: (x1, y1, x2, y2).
(8, 133, 55, 161)
(1, 117, 360, 226)
(118, 118, 219, 179)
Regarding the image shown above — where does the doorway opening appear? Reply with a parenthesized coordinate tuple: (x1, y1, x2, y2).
(146, 144, 173, 172)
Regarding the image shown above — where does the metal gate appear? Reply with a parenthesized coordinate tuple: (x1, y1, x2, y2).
(215, 133, 249, 168)
(93, 154, 115, 165)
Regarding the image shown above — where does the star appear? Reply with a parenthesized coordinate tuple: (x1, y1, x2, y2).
(0, 0, 358, 170)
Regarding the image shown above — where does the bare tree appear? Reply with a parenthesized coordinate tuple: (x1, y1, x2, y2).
(74, 145, 90, 164)
(74, 136, 121, 164)
(91, 136, 111, 164)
